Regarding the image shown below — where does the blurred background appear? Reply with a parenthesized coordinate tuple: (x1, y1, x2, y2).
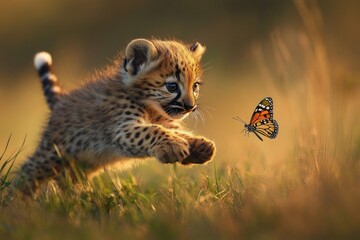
(0, 0, 359, 174)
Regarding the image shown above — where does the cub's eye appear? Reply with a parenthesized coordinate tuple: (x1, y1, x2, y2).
(166, 82, 179, 93)
(193, 82, 200, 93)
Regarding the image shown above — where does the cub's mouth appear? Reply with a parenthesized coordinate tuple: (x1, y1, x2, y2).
(163, 102, 196, 119)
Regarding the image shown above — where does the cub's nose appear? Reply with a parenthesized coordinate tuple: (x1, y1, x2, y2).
(183, 97, 196, 112)
(184, 103, 196, 111)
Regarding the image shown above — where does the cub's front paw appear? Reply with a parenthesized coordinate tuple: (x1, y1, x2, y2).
(152, 136, 190, 164)
(182, 137, 216, 165)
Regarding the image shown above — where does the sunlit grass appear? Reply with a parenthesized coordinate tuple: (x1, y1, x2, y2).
(0, 135, 25, 196)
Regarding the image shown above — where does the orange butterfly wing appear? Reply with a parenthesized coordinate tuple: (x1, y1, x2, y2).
(254, 119, 279, 139)
(249, 97, 274, 125)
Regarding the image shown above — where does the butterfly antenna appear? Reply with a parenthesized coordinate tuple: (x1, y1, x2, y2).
(233, 116, 246, 124)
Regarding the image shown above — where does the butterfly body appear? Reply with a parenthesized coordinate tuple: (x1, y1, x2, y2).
(235, 97, 279, 141)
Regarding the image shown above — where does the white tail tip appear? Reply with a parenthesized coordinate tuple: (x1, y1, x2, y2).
(34, 52, 52, 70)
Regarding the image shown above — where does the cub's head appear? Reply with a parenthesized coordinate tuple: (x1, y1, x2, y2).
(122, 38, 206, 119)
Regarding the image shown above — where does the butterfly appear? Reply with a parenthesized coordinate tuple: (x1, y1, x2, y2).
(234, 97, 279, 141)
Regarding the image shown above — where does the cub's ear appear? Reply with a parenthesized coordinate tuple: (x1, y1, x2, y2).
(189, 42, 206, 61)
(124, 39, 159, 75)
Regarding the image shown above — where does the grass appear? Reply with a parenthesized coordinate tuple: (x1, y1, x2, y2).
(1, 137, 360, 239)
(0, 135, 25, 193)
(1, 1, 360, 239)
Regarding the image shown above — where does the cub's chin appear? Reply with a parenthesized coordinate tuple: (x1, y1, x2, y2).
(171, 112, 190, 120)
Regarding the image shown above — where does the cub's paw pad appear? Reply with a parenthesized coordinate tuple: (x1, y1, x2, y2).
(182, 138, 216, 165)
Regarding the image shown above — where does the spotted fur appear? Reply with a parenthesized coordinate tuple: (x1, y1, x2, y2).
(16, 39, 216, 195)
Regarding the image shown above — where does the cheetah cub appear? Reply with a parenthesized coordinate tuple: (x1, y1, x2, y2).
(17, 38, 216, 195)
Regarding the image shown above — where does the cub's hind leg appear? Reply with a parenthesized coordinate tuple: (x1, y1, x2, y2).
(15, 142, 65, 196)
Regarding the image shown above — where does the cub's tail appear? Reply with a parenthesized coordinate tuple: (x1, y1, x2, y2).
(34, 52, 61, 110)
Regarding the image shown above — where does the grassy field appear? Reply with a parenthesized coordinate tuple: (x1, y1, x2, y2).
(1, 1, 360, 239)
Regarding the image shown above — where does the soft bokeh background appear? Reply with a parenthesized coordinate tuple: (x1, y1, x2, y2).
(1, 0, 360, 238)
